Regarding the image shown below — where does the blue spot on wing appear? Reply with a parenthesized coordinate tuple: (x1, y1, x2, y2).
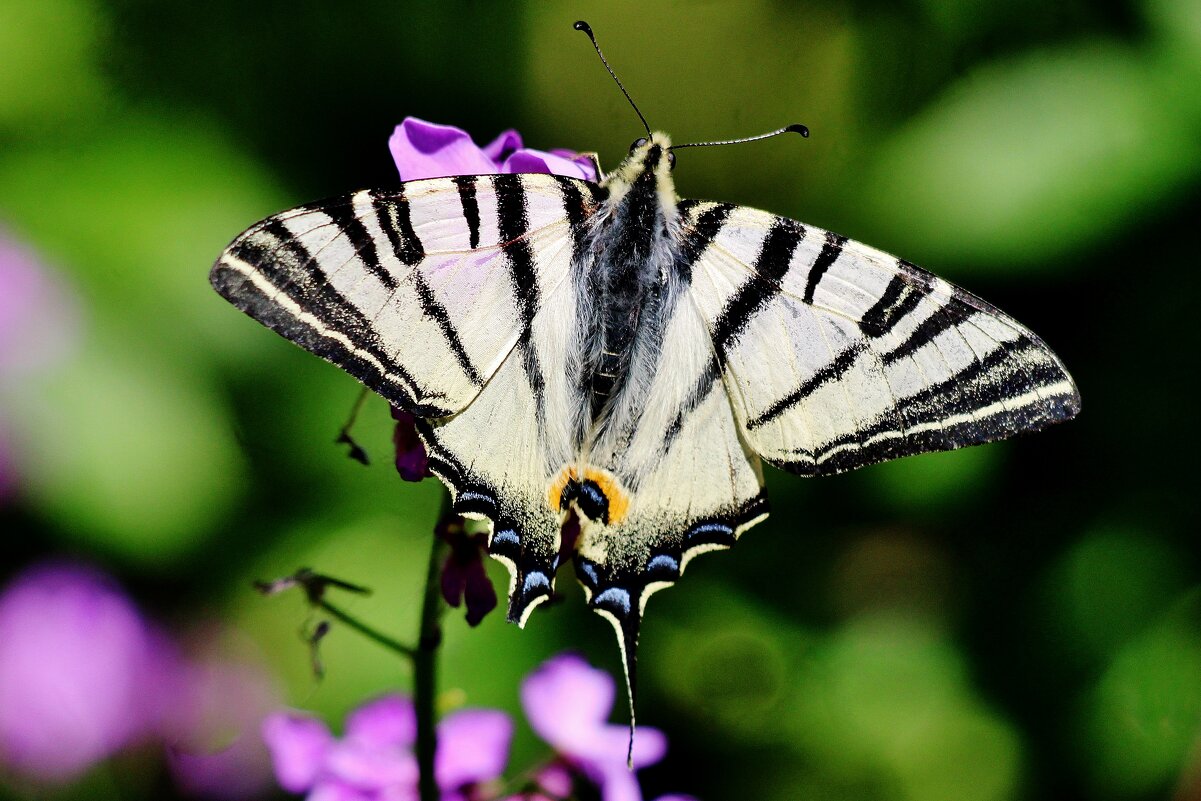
(523, 571, 550, 594)
(492, 529, 519, 546)
(594, 587, 632, 616)
(647, 554, 679, 575)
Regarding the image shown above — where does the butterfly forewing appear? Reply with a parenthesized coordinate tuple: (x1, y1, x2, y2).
(682, 204, 1081, 475)
(211, 175, 584, 417)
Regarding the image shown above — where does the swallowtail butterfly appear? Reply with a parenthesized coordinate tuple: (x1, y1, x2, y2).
(211, 21, 1079, 734)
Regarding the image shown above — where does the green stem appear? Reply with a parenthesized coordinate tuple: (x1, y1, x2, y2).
(416, 490, 453, 801)
(314, 599, 415, 658)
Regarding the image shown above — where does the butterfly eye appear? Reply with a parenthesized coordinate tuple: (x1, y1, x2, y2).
(629, 137, 648, 154)
(666, 150, 676, 170)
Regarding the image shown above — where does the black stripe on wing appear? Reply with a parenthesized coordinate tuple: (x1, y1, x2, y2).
(711, 218, 806, 359)
(494, 174, 549, 425)
(452, 176, 482, 249)
(769, 333, 1080, 476)
(675, 201, 735, 284)
(366, 188, 485, 387)
(802, 231, 847, 304)
(858, 266, 930, 338)
(212, 217, 451, 417)
(745, 344, 866, 431)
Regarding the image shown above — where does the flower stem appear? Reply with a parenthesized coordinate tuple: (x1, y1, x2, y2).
(315, 599, 415, 658)
(416, 489, 453, 801)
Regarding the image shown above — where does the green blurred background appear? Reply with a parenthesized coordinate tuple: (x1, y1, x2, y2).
(2, 0, 1199, 799)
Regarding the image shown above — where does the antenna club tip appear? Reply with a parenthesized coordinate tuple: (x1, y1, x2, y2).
(573, 20, 593, 35)
(787, 123, 810, 138)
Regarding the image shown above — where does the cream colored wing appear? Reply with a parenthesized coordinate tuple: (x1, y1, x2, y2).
(682, 202, 1080, 476)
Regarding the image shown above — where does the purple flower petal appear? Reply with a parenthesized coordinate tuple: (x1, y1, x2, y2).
(481, 129, 523, 163)
(389, 118, 501, 181)
(323, 736, 418, 787)
(521, 653, 669, 801)
(521, 654, 616, 752)
(438, 519, 498, 627)
(502, 149, 598, 181)
(533, 763, 574, 797)
(436, 708, 512, 793)
(0, 563, 170, 781)
(462, 555, 498, 627)
(548, 149, 600, 181)
(595, 767, 643, 801)
(441, 554, 467, 609)
(391, 406, 430, 482)
(261, 713, 333, 793)
(388, 117, 598, 183)
(345, 695, 416, 749)
(589, 724, 667, 769)
(309, 780, 379, 801)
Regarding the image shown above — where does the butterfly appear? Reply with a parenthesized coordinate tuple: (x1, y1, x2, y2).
(210, 22, 1079, 732)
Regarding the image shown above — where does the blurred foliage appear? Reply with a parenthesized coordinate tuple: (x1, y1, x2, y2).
(1, 0, 1199, 799)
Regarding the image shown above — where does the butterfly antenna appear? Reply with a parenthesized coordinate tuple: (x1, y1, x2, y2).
(670, 123, 810, 150)
(574, 20, 652, 137)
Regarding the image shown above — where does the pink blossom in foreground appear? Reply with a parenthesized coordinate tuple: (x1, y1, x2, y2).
(0, 562, 278, 795)
(263, 695, 512, 801)
(521, 654, 668, 801)
(263, 654, 697, 801)
(0, 563, 179, 781)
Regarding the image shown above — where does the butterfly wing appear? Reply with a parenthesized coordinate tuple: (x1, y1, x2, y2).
(212, 173, 605, 623)
(681, 202, 1081, 475)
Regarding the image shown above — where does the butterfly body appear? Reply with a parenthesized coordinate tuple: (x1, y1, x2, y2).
(212, 126, 1078, 718)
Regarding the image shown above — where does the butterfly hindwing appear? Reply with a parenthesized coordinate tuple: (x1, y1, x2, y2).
(681, 202, 1081, 474)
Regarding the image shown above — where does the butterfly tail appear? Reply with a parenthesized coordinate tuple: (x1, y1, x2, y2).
(576, 560, 642, 768)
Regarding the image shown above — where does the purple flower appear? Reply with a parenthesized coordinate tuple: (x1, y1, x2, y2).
(389, 118, 598, 183)
(438, 515, 498, 627)
(521, 655, 667, 801)
(263, 695, 512, 801)
(0, 562, 179, 781)
(391, 406, 431, 482)
(0, 562, 280, 795)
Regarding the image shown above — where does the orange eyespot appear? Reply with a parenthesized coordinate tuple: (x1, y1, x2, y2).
(546, 465, 579, 513)
(545, 465, 631, 527)
(581, 467, 630, 526)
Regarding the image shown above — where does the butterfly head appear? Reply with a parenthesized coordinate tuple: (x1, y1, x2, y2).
(604, 131, 678, 210)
